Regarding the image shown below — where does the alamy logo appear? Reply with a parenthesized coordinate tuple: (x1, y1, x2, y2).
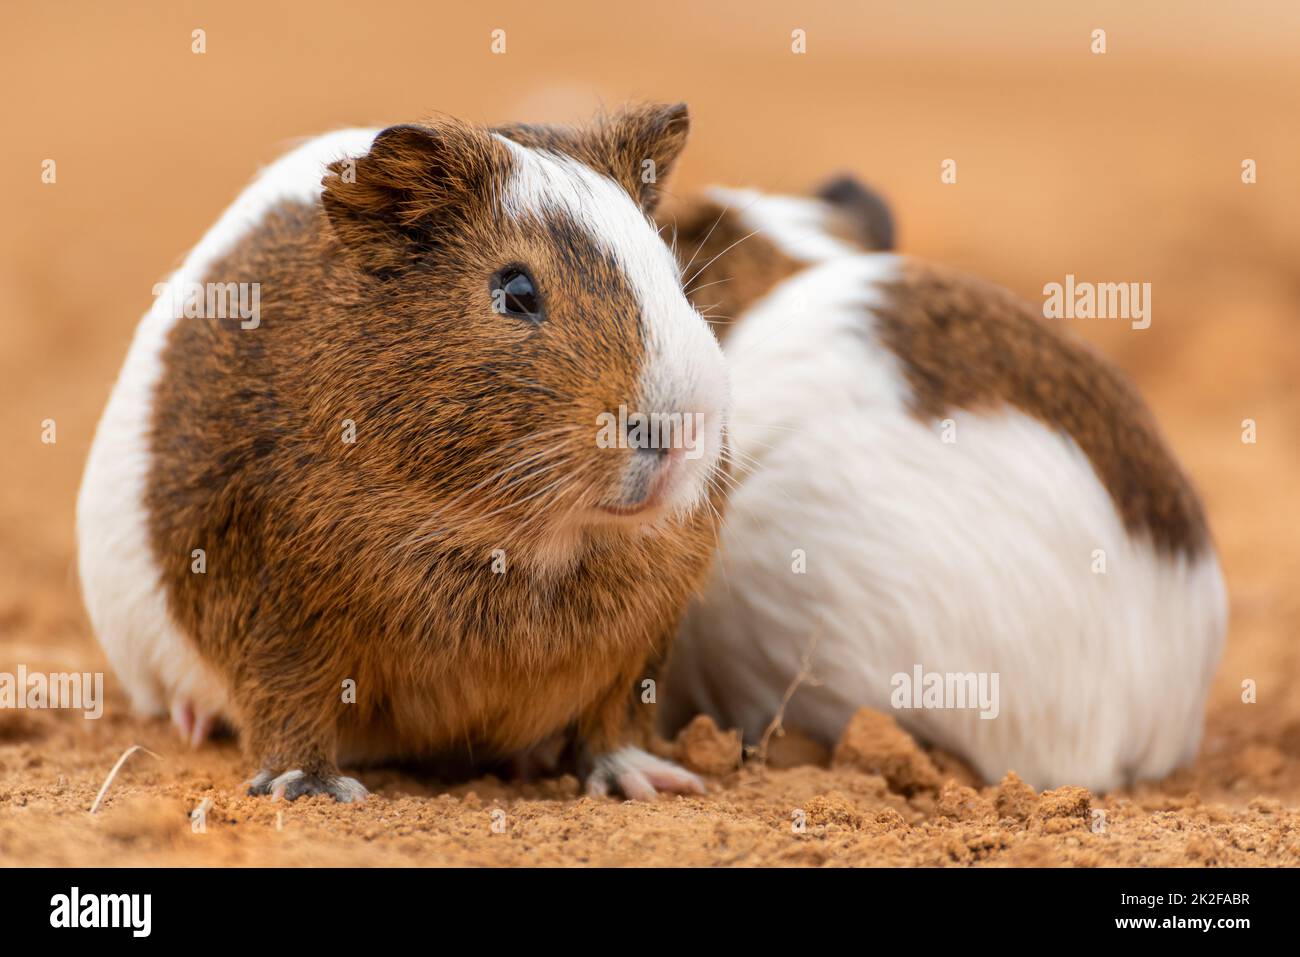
(595, 404, 705, 460)
(1042, 274, 1151, 330)
(890, 664, 1000, 719)
(49, 887, 151, 937)
(153, 280, 261, 329)
(0, 666, 103, 719)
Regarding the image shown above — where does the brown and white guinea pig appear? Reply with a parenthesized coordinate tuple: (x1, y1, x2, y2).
(75, 104, 730, 802)
(656, 181, 1226, 792)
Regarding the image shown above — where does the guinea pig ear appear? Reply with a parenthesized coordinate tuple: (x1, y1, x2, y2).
(321, 121, 498, 275)
(597, 102, 691, 213)
(814, 174, 896, 252)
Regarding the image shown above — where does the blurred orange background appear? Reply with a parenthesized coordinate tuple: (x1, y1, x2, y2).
(2, 1, 1299, 789)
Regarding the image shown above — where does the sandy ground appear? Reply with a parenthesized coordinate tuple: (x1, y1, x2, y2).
(2, 705, 1299, 866)
(3, 1, 1300, 866)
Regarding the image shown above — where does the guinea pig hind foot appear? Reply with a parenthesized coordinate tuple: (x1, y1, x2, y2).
(583, 746, 705, 801)
(247, 768, 369, 804)
(169, 696, 217, 749)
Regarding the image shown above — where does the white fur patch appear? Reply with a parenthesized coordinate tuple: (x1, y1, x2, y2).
(664, 253, 1227, 792)
(76, 128, 380, 718)
(705, 186, 860, 263)
(495, 137, 729, 515)
(584, 745, 705, 800)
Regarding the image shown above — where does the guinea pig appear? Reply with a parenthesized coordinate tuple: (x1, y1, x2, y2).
(75, 104, 730, 802)
(656, 181, 1227, 793)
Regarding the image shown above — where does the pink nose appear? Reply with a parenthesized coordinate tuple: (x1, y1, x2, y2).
(600, 444, 687, 517)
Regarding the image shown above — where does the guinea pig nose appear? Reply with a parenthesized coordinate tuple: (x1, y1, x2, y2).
(624, 417, 669, 455)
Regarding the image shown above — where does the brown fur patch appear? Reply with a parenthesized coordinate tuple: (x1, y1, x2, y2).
(145, 112, 722, 784)
(872, 261, 1209, 555)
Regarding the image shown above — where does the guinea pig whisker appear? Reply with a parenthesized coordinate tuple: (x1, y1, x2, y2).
(495, 423, 587, 453)
(554, 473, 605, 528)
(682, 226, 764, 290)
(453, 475, 569, 527)
(679, 200, 734, 279)
(718, 445, 802, 510)
(711, 464, 748, 494)
(723, 460, 759, 484)
(717, 445, 766, 484)
(683, 276, 733, 296)
(398, 441, 575, 550)
(423, 446, 554, 513)
(725, 438, 775, 460)
(716, 450, 751, 476)
(489, 459, 567, 497)
(707, 461, 786, 528)
(720, 445, 767, 479)
(402, 473, 568, 550)
(511, 473, 589, 540)
(469, 428, 579, 483)
(699, 484, 735, 600)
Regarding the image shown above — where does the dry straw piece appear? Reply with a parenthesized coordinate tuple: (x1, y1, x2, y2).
(89, 744, 162, 814)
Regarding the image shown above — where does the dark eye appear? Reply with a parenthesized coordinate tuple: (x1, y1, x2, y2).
(491, 267, 544, 323)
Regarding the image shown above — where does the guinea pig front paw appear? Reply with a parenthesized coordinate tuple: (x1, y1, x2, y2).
(246, 769, 369, 803)
(584, 746, 706, 801)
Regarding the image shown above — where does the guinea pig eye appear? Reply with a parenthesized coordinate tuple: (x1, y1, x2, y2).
(490, 267, 544, 323)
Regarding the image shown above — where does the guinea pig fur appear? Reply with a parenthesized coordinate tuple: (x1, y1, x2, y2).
(75, 104, 730, 802)
(657, 183, 1227, 793)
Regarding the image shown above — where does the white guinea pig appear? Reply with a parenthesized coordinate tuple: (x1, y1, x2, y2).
(658, 181, 1226, 792)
